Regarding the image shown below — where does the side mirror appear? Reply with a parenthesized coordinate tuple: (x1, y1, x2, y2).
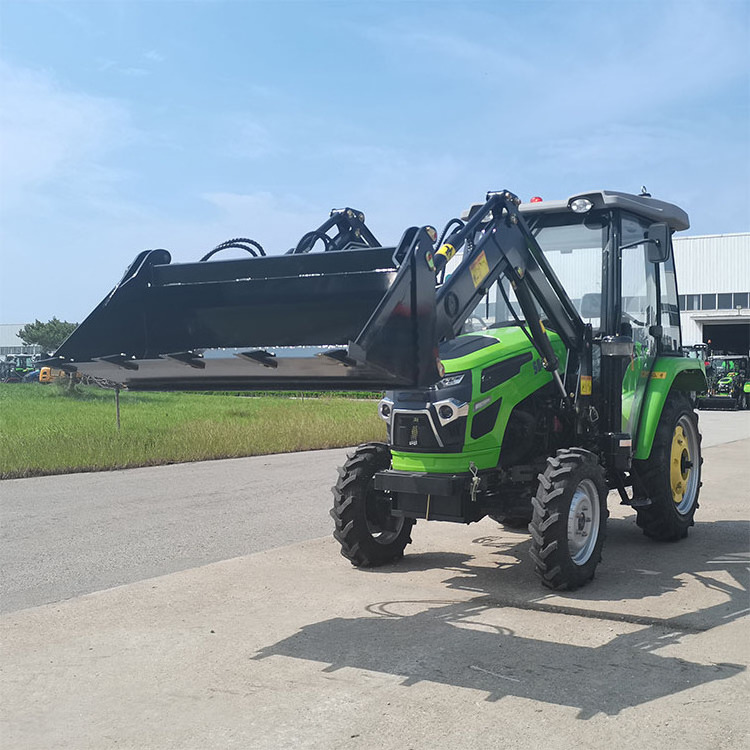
(646, 222, 670, 263)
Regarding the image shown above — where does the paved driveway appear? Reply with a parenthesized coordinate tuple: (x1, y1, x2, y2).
(1, 411, 748, 748)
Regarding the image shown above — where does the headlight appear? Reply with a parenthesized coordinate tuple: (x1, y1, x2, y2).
(570, 198, 594, 213)
(378, 399, 393, 421)
(438, 404, 454, 420)
(435, 372, 465, 389)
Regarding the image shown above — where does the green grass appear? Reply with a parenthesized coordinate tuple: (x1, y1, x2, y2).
(0, 384, 385, 479)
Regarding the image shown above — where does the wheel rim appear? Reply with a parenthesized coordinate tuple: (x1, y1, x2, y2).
(365, 487, 405, 544)
(567, 478, 601, 566)
(670, 416, 700, 513)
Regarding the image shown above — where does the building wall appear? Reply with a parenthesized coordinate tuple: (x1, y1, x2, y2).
(673, 233, 750, 349)
(0, 324, 43, 356)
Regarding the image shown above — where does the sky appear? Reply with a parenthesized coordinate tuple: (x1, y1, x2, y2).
(0, 0, 748, 324)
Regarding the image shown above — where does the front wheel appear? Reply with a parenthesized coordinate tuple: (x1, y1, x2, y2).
(633, 393, 702, 540)
(331, 443, 414, 567)
(529, 449, 608, 590)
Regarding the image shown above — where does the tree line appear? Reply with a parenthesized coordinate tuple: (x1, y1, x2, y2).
(18, 318, 78, 353)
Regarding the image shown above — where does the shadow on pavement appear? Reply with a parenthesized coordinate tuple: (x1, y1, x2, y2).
(253, 518, 748, 718)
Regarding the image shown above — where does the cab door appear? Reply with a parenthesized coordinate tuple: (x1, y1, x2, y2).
(619, 213, 658, 435)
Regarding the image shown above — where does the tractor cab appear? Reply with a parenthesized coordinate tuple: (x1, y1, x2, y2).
(459, 190, 690, 437)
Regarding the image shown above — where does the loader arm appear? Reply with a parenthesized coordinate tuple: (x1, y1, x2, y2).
(433, 191, 585, 353)
(425, 191, 589, 407)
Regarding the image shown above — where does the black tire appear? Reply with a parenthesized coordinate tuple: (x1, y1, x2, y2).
(633, 392, 702, 541)
(529, 448, 608, 591)
(331, 443, 414, 567)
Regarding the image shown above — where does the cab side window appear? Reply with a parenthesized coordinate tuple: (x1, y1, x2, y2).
(658, 252, 682, 352)
(620, 215, 657, 357)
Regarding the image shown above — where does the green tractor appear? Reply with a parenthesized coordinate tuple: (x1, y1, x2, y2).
(1, 354, 36, 383)
(698, 355, 749, 409)
(45, 189, 706, 590)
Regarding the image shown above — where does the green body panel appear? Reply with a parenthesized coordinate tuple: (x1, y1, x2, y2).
(391, 327, 706, 469)
(633, 356, 707, 460)
(391, 327, 566, 474)
(744, 382, 750, 394)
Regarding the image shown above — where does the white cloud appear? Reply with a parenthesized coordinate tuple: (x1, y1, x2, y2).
(363, 0, 749, 136)
(219, 117, 278, 160)
(121, 67, 150, 77)
(200, 191, 325, 252)
(0, 60, 133, 196)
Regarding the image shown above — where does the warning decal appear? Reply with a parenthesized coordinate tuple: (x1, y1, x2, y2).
(580, 375, 592, 395)
(470, 251, 490, 288)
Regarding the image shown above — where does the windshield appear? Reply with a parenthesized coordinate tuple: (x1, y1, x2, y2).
(463, 212, 607, 332)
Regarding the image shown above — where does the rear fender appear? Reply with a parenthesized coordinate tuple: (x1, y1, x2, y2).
(634, 357, 707, 460)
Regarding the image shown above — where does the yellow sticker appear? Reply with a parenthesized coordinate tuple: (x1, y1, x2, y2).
(580, 375, 592, 395)
(437, 243, 456, 261)
(470, 251, 490, 288)
(651, 371, 667, 379)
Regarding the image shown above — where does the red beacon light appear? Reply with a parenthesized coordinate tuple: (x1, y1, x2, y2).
(530, 196, 543, 203)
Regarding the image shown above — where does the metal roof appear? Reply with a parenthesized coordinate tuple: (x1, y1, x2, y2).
(0, 324, 26, 348)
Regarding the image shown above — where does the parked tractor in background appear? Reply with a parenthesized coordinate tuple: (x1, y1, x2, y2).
(1, 354, 36, 383)
(45, 189, 706, 590)
(698, 355, 750, 409)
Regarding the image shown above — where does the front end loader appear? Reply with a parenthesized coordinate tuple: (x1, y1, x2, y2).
(49, 189, 706, 590)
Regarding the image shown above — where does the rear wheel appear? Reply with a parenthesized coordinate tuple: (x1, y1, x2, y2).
(634, 393, 701, 540)
(529, 449, 608, 590)
(331, 443, 414, 567)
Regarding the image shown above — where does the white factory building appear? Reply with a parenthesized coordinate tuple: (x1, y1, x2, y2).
(673, 232, 750, 354)
(0, 324, 42, 357)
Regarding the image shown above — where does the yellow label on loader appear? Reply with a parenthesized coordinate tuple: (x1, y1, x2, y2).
(651, 371, 667, 379)
(436, 243, 456, 262)
(580, 375, 592, 395)
(470, 251, 490, 288)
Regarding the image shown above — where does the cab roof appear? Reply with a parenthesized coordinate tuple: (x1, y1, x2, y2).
(463, 190, 690, 232)
(519, 190, 690, 231)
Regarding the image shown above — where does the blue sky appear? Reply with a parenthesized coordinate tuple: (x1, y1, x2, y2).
(1, 0, 748, 323)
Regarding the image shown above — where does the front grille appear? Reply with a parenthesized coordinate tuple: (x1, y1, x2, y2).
(392, 413, 440, 450)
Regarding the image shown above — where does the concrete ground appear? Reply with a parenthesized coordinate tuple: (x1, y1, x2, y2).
(1, 412, 749, 749)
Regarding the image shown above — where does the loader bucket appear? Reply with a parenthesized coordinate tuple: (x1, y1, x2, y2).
(48, 228, 441, 391)
(696, 395, 739, 410)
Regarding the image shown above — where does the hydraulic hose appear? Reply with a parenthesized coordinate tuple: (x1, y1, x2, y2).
(200, 238, 266, 261)
(292, 230, 335, 254)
